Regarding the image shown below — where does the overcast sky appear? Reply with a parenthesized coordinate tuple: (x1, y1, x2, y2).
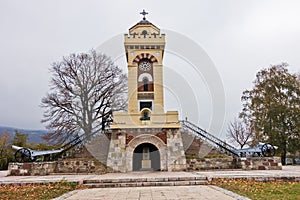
(0, 1, 299, 139)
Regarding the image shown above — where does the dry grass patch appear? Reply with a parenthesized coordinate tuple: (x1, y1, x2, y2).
(213, 179, 300, 200)
(0, 181, 85, 200)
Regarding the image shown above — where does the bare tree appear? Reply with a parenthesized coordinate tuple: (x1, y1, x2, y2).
(227, 118, 252, 149)
(41, 50, 127, 143)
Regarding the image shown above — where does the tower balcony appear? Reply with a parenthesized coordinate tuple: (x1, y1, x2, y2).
(110, 111, 181, 129)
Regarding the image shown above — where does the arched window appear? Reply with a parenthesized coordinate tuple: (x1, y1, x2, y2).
(143, 78, 149, 91)
(138, 73, 153, 82)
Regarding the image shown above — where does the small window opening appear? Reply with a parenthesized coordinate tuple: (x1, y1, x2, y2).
(143, 78, 149, 91)
(140, 102, 152, 111)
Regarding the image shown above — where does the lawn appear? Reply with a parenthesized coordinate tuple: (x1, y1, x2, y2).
(213, 179, 300, 200)
(0, 181, 84, 200)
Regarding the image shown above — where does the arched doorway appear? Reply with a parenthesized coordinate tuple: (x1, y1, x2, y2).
(133, 143, 160, 171)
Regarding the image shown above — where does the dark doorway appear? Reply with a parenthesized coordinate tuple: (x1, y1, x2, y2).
(133, 143, 160, 171)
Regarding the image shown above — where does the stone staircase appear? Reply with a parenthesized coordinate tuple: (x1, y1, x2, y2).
(81, 133, 110, 165)
(181, 129, 227, 158)
(83, 176, 208, 188)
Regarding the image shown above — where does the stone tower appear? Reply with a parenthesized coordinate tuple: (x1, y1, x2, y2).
(107, 10, 186, 172)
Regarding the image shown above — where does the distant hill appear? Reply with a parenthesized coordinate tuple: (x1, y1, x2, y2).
(0, 126, 48, 144)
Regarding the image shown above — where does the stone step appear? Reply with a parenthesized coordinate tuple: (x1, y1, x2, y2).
(83, 176, 208, 188)
(84, 180, 207, 188)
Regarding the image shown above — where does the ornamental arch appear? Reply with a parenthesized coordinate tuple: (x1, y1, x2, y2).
(126, 134, 167, 171)
(132, 53, 158, 65)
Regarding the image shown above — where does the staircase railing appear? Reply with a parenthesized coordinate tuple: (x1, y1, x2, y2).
(180, 120, 239, 157)
(59, 129, 110, 155)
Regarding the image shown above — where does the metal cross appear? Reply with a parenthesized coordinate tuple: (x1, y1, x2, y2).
(140, 9, 148, 20)
(132, 32, 138, 38)
(151, 33, 158, 38)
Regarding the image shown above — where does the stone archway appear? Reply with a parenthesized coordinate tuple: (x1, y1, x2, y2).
(126, 134, 167, 172)
(133, 143, 160, 171)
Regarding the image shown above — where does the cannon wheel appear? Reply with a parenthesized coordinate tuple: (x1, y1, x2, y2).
(15, 148, 32, 162)
(261, 143, 275, 157)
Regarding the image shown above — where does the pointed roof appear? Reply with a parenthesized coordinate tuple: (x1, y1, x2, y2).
(129, 9, 159, 31)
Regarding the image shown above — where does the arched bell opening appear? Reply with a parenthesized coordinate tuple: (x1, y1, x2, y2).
(133, 143, 160, 171)
(138, 72, 154, 92)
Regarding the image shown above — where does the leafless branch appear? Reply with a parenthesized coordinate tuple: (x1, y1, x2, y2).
(227, 118, 253, 149)
(41, 50, 127, 144)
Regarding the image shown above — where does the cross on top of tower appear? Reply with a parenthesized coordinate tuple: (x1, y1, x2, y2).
(140, 9, 148, 20)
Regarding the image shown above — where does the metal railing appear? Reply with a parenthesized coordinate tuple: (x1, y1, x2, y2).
(180, 120, 239, 157)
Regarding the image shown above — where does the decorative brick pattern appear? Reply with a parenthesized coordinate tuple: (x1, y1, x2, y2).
(133, 53, 158, 64)
(126, 134, 134, 144)
(155, 131, 167, 144)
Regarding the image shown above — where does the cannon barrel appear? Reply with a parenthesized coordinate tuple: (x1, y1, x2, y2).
(11, 145, 24, 151)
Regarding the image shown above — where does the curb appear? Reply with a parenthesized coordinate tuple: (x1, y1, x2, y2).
(210, 185, 251, 200)
(52, 190, 80, 200)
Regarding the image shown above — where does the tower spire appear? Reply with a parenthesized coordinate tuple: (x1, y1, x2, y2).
(140, 9, 148, 20)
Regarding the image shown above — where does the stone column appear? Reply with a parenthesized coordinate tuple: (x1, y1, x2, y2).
(166, 129, 186, 171)
(106, 130, 127, 172)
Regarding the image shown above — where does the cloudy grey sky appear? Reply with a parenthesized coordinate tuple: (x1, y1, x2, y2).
(0, 1, 299, 139)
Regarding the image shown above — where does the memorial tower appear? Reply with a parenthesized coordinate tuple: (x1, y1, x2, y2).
(107, 10, 186, 172)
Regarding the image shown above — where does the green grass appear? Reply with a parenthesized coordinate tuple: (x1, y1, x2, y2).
(213, 179, 300, 200)
(0, 181, 84, 200)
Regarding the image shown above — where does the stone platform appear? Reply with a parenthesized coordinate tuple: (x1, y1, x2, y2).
(1, 166, 299, 187)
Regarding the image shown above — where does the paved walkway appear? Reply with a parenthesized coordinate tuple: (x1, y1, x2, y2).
(1, 166, 299, 200)
(1, 166, 299, 184)
(57, 185, 241, 200)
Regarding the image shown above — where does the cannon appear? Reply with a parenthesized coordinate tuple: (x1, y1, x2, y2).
(11, 131, 102, 163)
(12, 145, 64, 162)
(236, 142, 278, 157)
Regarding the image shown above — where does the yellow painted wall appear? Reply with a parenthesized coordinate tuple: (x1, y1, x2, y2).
(112, 21, 180, 129)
